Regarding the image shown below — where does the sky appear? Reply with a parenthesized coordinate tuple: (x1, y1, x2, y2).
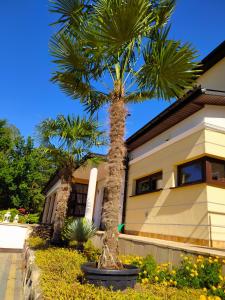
(0, 1, 225, 147)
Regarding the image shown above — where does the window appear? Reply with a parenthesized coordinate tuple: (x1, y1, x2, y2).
(178, 159, 204, 186)
(67, 183, 88, 217)
(136, 172, 162, 195)
(206, 158, 225, 184)
(177, 157, 225, 187)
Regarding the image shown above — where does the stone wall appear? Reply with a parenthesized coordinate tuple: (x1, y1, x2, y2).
(92, 231, 225, 268)
(23, 245, 42, 300)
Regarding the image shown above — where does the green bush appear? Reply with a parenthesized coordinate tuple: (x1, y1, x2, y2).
(0, 208, 19, 222)
(0, 209, 40, 224)
(35, 246, 203, 300)
(26, 213, 40, 224)
(27, 236, 48, 249)
(83, 240, 101, 262)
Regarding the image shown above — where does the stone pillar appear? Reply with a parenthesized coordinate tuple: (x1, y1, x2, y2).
(85, 168, 98, 222)
(42, 197, 50, 223)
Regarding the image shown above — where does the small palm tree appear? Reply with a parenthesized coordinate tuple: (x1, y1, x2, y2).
(63, 217, 97, 251)
(49, 0, 200, 268)
(38, 115, 104, 243)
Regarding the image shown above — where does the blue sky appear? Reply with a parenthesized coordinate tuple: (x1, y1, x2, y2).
(0, 1, 225, 145)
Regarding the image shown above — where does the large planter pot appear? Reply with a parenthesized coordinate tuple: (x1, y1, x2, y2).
(81, 262, 140, 291)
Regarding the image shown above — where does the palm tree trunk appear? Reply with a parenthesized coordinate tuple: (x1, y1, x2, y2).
(52, 180, 72, 244)
(98, 82, 126, 269)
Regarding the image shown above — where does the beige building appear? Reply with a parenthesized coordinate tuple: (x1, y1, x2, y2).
(42, 156, 125, 229)
(42, 40, 225, 248)
(125, 40, 225, 248)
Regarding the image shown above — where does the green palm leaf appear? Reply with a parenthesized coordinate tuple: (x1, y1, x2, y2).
(63, 217, 97, 243)
(138, 33, 200, 100)
(37, 115, 105, 168)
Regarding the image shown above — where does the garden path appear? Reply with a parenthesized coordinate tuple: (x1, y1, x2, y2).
(0, 253, 24, 300)
(0, 224, 29, 299)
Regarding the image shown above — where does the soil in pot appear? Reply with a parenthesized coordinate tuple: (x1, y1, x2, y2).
(81, 262, 140, 291)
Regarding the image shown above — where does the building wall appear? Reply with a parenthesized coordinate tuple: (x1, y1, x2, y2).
(197, 57, 225, 90)
(207, 185, 225, 247)
(129, 105, 225, 162)
(125, 129, 210, 245)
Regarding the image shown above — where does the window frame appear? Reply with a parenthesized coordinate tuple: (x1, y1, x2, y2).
(206, 157, 225, 187)
(177, 156, 225, 188)
(135, 171, 162, 195)
(177, 158, 206, 187)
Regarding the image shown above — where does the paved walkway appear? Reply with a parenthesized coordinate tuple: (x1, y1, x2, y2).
(0, 224, 29, 299)
(0, 224, 29, 251)
(0, 253, 23, 300)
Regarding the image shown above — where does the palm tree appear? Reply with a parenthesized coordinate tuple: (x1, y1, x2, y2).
(38, 115, 104, 243)
(49, 0, 199, 267)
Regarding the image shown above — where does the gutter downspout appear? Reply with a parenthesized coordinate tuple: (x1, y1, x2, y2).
(121, 155, 129, 233)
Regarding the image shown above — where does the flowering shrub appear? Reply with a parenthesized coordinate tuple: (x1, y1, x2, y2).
(35, 248, 203, 300)
(121, 254, 225, 299)
(28, 236, 225, 299)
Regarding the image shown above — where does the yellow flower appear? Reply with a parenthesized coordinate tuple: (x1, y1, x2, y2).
(163, 281, 168, 286)
(171, 270, 176, 275)
(193, 264, 197, 269)
(141, 278, 149, 284)
(203, 288, 207, 292)
(190, 273, 195, 277)
(201, 264, 204, 268)
(143, 270, 147, 274)
(155, 276, 159, 281)
(186, 266, 190, 270)
(173, 281, 177, 286)
(214, 258, 218, 263)
(214, 297, 221, 300)
(211, 286, 216, 291)
(184, 256, 189, 261)
(219, 275, 223, 281)
(222, 259, 225, 264)
(199, 295, 207, 300)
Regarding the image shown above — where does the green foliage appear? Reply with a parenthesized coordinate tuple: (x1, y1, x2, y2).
(37, 115, 105, 177)
(49, 0, 199, 114)
(0, 119, 56, 212)
(83, 240, 101, 262)
(25, 213, 40, 224)
(0, 208, 19, 222)
(34, 245, 203, 300)
(122, 254, 225, 299)
(0, 209, 40, 224)
(28, 236, 48, 249)
(63, 217, 97, 244)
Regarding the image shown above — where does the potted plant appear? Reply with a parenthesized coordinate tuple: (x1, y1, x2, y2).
(49, 0, 199, 291)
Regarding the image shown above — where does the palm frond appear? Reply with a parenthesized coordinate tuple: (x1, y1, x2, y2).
(138, 33, 200, 100)
(82, 0, 154, 54)
(152, 0, 175, 28)
(125, 90, 155, 103)
(62, 217, 97, 243)
(49, 0, 89, 30)
(37, 115, 105, 168)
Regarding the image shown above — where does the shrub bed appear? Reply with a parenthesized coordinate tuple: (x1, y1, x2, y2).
(28, 237, 209, 300)
(0, 208, 40, 223)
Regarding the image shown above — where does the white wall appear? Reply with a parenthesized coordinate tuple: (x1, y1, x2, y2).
(46, 179, 61, 197)
(197, 57, 225, 91)
(129, 105, 225, 163)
